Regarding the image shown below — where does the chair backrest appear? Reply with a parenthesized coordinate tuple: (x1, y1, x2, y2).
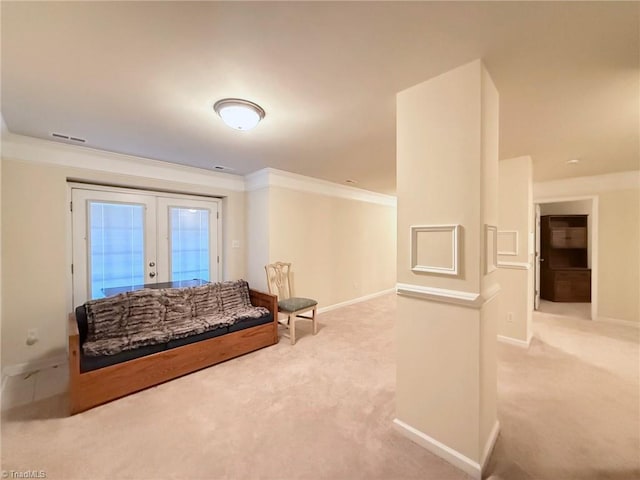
(265, 262, 294, 300)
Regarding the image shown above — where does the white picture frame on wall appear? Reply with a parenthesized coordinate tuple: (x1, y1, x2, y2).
(410, 224, 461, 276)
(485, 224, 498, 274)
(497, 230, 519, 256)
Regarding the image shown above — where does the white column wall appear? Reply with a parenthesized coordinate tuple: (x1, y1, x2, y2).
(395, 59, 500, 479)
(497, 156, 534, 344)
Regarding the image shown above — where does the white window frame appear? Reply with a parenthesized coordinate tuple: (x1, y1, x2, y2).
(69, 183, 222, 307)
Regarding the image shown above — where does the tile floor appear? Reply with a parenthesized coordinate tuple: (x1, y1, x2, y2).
(1, 364, 69, 410)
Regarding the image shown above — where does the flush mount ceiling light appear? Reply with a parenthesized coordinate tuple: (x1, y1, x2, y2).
(213, 98, 265, 131)
(567, 158, 580, 164)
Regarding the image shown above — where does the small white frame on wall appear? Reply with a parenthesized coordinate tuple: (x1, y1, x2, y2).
(410, 224, 461, 276)
(485, 225, 498, 274)
(497, 230, 519, 256)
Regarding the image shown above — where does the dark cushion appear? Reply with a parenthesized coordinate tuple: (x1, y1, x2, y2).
(278, 297, 317, 312)
(167, 325, 229, 349)
(228, 312, 273, 333)
(75, 305, 89, 345)
(80, 326, 231, 372)
(80, 342, 167, 373)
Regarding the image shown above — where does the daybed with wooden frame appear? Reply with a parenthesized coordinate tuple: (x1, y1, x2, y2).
(69, 283, 277, 414)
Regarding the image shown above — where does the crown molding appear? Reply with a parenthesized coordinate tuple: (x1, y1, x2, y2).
(2, 133, 399, 204)
(533, 171, 639, 199)
(244, 168, 397, 207)
(244, 168, 271, 191)
(1, 132, 245, 192)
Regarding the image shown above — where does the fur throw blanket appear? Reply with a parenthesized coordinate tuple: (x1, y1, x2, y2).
(82, 280, 268, 356)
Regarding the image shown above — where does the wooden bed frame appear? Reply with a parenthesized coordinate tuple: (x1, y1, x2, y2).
(69, 289, 278, 414)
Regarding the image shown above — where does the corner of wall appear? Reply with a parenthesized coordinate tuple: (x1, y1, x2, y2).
(245, 187, 270, 292)
(497, 155, 533, 343)
(0, 151, 3, 371)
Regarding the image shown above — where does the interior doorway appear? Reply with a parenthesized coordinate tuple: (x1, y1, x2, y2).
(534, 196, 598, 321)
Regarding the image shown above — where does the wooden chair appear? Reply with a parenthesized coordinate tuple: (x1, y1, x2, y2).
(265, 262, 318, 345)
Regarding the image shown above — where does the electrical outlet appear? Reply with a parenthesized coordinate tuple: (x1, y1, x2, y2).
(26, 328, 38, 346)
(232, 240, 240, 248)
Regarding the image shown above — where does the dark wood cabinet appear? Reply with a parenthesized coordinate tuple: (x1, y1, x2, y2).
(540, 215, 591, 302)
(550, 227, 587, 249)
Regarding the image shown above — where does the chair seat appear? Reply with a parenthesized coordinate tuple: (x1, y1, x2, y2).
(278, 297, 317, 313)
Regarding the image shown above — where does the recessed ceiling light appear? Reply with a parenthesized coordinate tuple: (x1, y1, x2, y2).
(213, 98, 265, 131)
(567, 158, 580, 164)
(345, 179, 358, 185)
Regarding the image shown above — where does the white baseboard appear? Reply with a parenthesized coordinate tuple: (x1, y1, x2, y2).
(481, 420, 501, 471)
(1, 354, 67, 378)
(317, 288, 395, 315)
(393, 418, 482, 479)
(596, 316, 640, 329)
(497, 335, 531, 348)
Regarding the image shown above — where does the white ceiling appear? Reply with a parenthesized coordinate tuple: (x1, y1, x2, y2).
(1, 2, 638, 194)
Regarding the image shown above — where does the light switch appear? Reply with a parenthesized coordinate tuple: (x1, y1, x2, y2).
(232, 240, 240, 248)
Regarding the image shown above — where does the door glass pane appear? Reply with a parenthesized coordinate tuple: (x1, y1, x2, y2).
(170, 208, 210, 282)
(89, 202, 145, 299)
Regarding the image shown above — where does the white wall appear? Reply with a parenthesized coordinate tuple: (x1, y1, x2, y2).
(1, 139, 398, 371)
(1, 134, 246, 369)
(245, 187, 270, 292)
(534, 171, 640, 324)
(497, 156, 533, 344)
(244, 169, 397, 309)
(396, 59, 499, 477)
(598, 188, 639, 322)
(0, 153, 3, 372)
(1, 117, 5, 373)
(268, 186, 396, 308)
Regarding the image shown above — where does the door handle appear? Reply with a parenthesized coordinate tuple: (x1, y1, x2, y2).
(149, 272, 156, 278)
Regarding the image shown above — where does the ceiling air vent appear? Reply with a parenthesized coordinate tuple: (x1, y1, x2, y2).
(51, 133, 86, 143)
(212, 165, 235, 172)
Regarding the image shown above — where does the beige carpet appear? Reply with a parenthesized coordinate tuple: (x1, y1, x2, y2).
(2, 294, 639, 480)
(486, 311, 640, 480)
(1, 294, 467, 480)
(537, 300, 592, 321)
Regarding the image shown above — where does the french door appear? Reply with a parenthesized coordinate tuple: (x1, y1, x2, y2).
(71, 186, 220, 304)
